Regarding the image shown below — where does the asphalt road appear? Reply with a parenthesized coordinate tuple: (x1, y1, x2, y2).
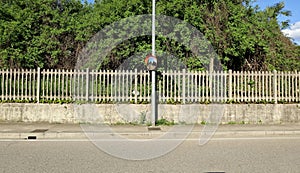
(0, 137, 299, 173)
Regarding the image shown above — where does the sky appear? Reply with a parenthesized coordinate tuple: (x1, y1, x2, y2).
(254, 0, 300, 44)
(86, 0, 300, 44)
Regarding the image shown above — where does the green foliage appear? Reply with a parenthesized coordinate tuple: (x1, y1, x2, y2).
(228, 121, 237, 125)
(156, 118, 175, 126)
(0, 0, 90, 69)
(200, 121, 206, 125)
(165, 98, 182, 105)
(0, 0, 299, 71)
(40, 99, 74, 104)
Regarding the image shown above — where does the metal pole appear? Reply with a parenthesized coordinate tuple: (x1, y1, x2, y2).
(151, 0, 156, 126)
(152, 0, 155, 56)
(151, 71, 156, 126)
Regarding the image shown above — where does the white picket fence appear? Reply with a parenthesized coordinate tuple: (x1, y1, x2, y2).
(0, 68, 299, 103)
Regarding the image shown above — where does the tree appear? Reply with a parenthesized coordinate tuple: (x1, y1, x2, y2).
(0, 0, 299, 71)
(87, 0, 300, 71)
(0, 0, 89, 69)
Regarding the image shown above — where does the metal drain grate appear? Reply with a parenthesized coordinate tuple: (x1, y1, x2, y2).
(27, 136, 37, 140)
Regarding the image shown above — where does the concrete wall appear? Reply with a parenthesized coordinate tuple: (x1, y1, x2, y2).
(0, 103, 299, 124)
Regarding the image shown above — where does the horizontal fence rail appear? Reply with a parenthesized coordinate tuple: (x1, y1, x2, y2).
(0, 68, 299, 103)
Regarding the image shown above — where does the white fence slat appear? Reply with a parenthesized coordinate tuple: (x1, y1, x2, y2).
(188, 71, 191, 102)
(143, 70, 146, 101)
(273, 70, 277, 103)
(244, 70, 247, 101)
(177, 70, 181, 102)
(182, 69, 186, 103)
(232, 71, 236, 102)
(65, 69, 68, 100)
(285, 71, 288, 101)
(94, 70, 98, 101)
(50, 69, 53, 100)
(261, 71, 264, 101)
(24, 70, 27, 100)
(162, 70, 165, 102)
(195, 71, 198, 102)
(99, 70, 102, 101)
(89, 69, 92, 101)
(1, 70, 4, 100)
(251, 71, 254, 102)
(54, 69, 57, 100)
(18, 69, 21, 100)
(291, 71, 294, 101)
(288, 71, 291, 102)
(46, 69, 49, 100)
(6, 70, 9, 100)
(254, 71, 258, 101)
(138, 70, 142, 102)
(269, 71, 272, 102)
(198, 71, 201, 102)
(267, 71, 270, 101)
(0, 70, 2, 100)
(58, 69, 61, 99)
(228, 70, 232, 101)
(12, 69, 14, 100)
(133, 69, 137, 103)
(28, 69, 33, 100)
(296, 71, 298, 101)
(296, 71, 299, 102)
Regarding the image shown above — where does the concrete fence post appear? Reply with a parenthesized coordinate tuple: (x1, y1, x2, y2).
(86, 68, 89, 101)
(134, 69, 138, 104)
(182, 69, 186, 104)
(228, 70, 232, 102)
(37, 67, 41, 103)
(273, 70, 277, 104)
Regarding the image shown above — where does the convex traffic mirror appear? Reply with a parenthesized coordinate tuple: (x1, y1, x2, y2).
(145, 54, 157, 71)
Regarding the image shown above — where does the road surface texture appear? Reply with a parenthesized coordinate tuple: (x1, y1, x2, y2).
(0, 136, 299, 173)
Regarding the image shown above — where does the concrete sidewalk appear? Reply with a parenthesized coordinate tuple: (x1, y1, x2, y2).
(0, 122, 299, 140)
